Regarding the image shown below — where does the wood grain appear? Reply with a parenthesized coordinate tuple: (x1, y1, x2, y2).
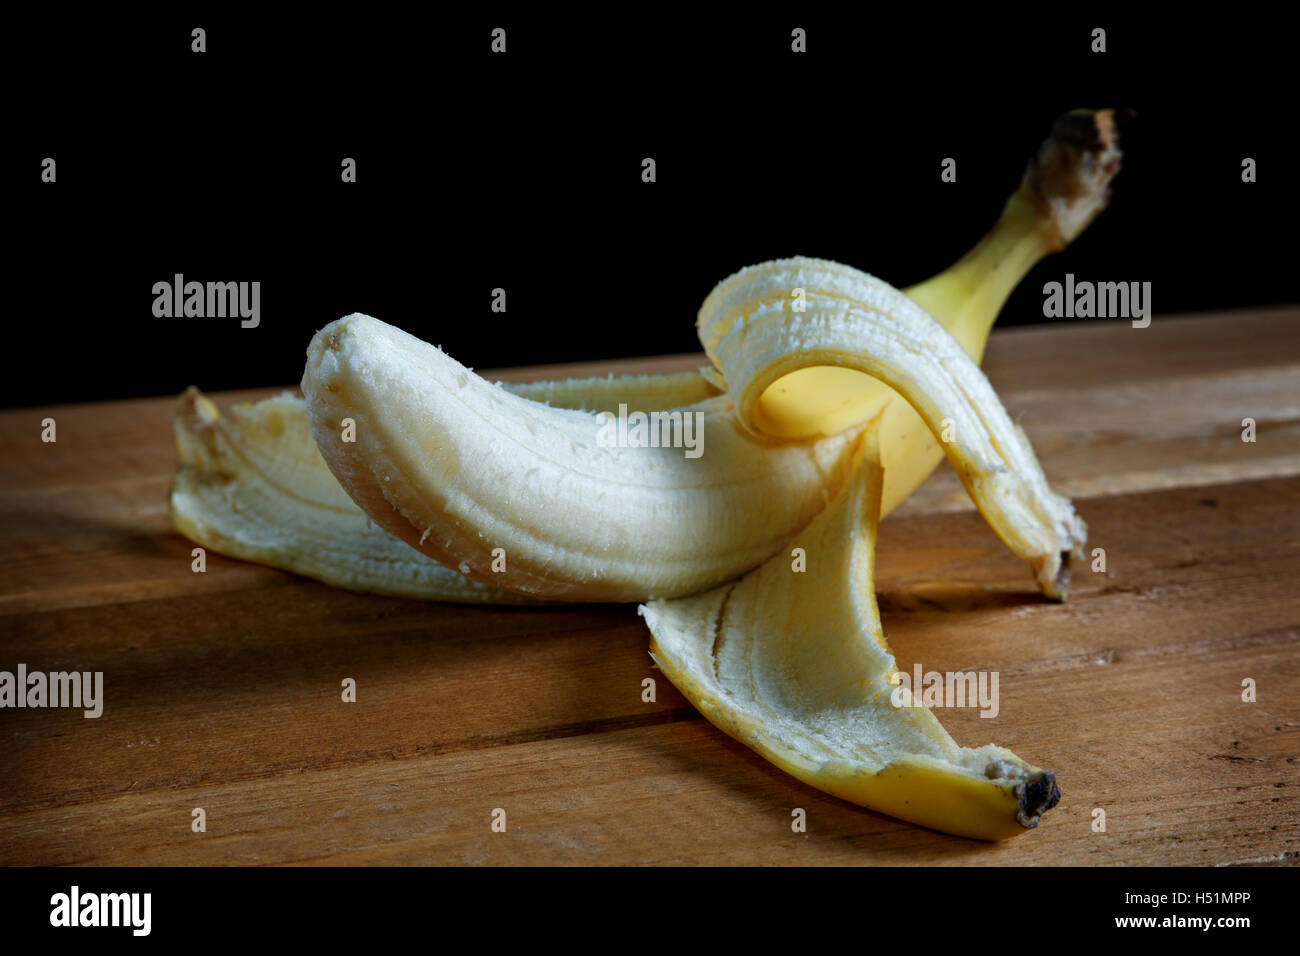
(1, 308, 1297, 865)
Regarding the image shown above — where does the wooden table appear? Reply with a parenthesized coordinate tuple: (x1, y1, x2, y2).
(2, 308, 1297, 865)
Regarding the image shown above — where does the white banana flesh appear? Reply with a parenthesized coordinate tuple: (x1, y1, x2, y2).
(300, 316, 867, 602)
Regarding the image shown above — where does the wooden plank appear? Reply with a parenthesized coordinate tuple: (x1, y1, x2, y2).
(0, 470, 1295, 863)
(0, 307, 1297, 864)
(979, 305, 1300, 392)
(0, 631, 1293, 865)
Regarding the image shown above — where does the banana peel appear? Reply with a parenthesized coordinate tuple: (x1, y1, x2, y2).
(171, 387, 541, 603)
(698, 257, 1087, 599)
(641, 430, 1060, 840)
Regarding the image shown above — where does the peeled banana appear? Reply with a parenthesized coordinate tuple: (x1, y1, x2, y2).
(168, 108, 1126, 839)
(172, 109, 1121, 602)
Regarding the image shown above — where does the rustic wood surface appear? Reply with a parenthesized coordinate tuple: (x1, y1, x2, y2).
(1, 307, 1297, 866)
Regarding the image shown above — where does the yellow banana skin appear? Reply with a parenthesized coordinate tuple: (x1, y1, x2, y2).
(641, 432, 1061, 840)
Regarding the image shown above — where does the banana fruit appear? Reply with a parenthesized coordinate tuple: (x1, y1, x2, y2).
(641, 431, 1060, 840)
(172, 109, 1121, 603)
(168, 109, 1126, 839)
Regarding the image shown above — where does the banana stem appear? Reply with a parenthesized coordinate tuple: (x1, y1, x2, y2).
(904, 108, 1125, 362)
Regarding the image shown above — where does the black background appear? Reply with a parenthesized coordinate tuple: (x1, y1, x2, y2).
(9, 10, 1295, 407)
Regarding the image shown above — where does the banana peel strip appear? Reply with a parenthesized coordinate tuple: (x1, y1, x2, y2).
(172, 389, 537, 603)
(699, 257, 1087, 599)
(641, 431, 1061, 840)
